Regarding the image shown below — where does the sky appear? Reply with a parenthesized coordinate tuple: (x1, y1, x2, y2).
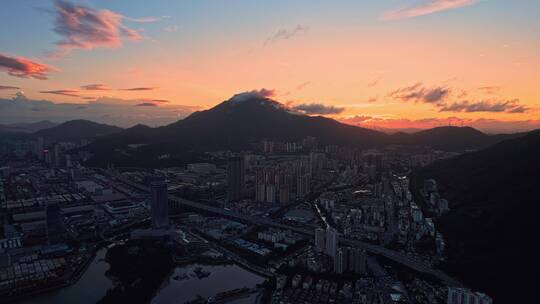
(0, 0, 539, 132)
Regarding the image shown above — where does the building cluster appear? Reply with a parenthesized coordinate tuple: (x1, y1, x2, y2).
(447, 287, 493, 304)
(192, 216, 247, 240)
(313, 226, 367, 275)
(0, 132, 496, 303)
(260, 136, 320, 154)
(257, 228, 304, 250)
(227, 151, 329, 205)
(423, 179, 450, 215)
(317, 193, 387, 242)
(273, 275, 394, 304)
(0, 255, 67, 291)
(254, 159, 311, 205)
(0, 156, 175, 297)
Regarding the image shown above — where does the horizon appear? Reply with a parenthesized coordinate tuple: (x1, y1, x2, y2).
(2, 93, 534, 136)
(1, 0, 539, 133)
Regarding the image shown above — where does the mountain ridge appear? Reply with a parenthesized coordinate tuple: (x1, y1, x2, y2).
(78, 95, 536, 166)
(32, 119, 123, 142)
(411, 130, 540, 302)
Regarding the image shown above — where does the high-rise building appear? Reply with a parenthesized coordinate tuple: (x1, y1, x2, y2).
(255, 168, 267, 202)
(46, 202, 64, 245)
(310, 152, 326, 173)
(348, 248, 367, 274)
(151, 179, 169, 229)
(447, 287, 493, 304)
(334, 248, 346, 274)
(296, 164, 310, 198)
(53, 144, 62, 167)
(255, 166, 293, 205)
(315, 228, 326, 252)
(265, 183, 276, 203)
(278, 184, 290, 204)
(227, 157, 245, 202)
(325, 227, 337, 258)
(35, 137, 44, 160)
(43, 149, 51, 166)
(332, 247, 367, 274)
(280, 171, 294, 204)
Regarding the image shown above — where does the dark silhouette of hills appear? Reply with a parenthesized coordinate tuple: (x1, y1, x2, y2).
(159, 95, 385, 148)
(412, 130, 540, 303)
(389, 126, 524, 151)
(85, 95, 386, 158)
(80, 94, 533, 165)
(0, 120, 58, 133)
(33, 119, 122, 142)
(86, 94, 530, 154)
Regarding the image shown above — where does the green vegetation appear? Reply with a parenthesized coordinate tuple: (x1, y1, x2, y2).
(412, 131, 540, 303)
(97, 239, 174, 304)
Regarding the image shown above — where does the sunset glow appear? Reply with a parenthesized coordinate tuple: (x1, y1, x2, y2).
(1, 0, 539, 132)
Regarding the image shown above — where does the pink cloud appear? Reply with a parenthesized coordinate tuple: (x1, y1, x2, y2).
(382, 0, 478, 20)
(0, 53, 53, 80)
(52, 0, 142, 55)
(40, 89, 80, 97)
(81, 83, 111, 91)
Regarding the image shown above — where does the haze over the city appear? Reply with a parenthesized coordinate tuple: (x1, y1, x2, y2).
(1, 0, 539, 132)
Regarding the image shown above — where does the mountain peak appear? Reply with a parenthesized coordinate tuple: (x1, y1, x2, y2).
(220, 89, 288, 112)
(34, 119, 122, 141)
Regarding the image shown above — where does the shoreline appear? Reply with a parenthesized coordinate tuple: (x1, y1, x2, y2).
(0, 247, 100, 304)
(1, 242, 270, 304)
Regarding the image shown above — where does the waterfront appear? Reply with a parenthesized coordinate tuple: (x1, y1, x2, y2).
(11, 249, 266, 304)
(15, 248, 113, 304)
(151, 263, 265, 304)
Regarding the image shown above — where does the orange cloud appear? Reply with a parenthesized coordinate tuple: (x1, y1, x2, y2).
(121, 87, 157, 91)
(0, 53, 53, 80)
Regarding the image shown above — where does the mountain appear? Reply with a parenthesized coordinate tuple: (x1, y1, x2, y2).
(83, 94, 531, 165)
(0, 120, 58, 133)
(411, 130, 540, 303)
(33, 119, 122, 142)
(388, 126, 524, 151)
(85, 95, 387, 160)
(160, 95, 386, 147)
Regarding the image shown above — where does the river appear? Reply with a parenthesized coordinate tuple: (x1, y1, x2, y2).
(16, 248, 114, 304)
(151, 263, 265, 304)
(15, 250, 265, 304)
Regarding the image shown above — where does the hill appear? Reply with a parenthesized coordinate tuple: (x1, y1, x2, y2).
(388, 126, 523, 151)
(0, 120, 58, 133)
(83, 93, 531, 165)
(33, 119, 122, 142)
(84, 94, 387, 163)
(412, 130, 540, 303)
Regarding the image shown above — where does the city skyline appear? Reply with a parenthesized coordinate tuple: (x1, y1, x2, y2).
(1, 0, 539, 132)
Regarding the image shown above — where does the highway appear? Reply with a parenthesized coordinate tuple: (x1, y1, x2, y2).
(113, 174, 461, 286)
